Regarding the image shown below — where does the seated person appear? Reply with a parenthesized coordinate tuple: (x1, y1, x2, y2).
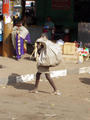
(43, 16, 55, 40)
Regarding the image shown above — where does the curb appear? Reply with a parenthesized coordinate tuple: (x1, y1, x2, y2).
(16, 69, 67, 83)
(0, 67, 90, 86)
(16, 67, 90, 83)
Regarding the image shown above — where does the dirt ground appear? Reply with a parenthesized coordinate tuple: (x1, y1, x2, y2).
(0, 73, 90, 120)
(0, 55, 90, 120)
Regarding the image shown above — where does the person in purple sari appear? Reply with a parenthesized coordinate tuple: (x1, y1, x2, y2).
(12, 19, 31, 60)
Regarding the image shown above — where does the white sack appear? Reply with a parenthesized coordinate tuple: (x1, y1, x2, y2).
(36, 37, 62, 67)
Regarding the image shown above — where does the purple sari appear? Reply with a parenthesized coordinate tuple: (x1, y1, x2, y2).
(16, 33, 31, 59)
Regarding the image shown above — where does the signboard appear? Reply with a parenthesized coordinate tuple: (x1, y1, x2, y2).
(26, 1, 35, 7)
(10, 0, 14, 15)
(15, 0, 21, 5)
(52, 0, 71, 10)
(10, 0, 14, 10)
(2, 0, 9, 15)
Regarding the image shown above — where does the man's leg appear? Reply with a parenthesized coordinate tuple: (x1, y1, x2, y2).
(30, 72, 41, 93)
(45, 73, 57, 92)
(35, 72, 41, 89)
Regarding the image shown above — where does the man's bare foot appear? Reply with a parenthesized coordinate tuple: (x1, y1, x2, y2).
(30, 89, 39, 93)
(51, 90, 61, 95)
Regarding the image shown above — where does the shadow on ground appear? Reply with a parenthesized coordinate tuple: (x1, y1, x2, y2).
(8, 73, 35, 91)
(24, 56, 36, 61)
(8, 73, 50, 94)
(10, 82, 35, 91)
(80, 78, 90, 85)
(0, 65, 5, 69)
(8, 73, 20, 85)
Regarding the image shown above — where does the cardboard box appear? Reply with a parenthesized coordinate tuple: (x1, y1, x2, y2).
(63, 54, 78, 63)
(63, 42, 76, 55)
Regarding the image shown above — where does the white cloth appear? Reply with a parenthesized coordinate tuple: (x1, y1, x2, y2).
(56, 39, 64, 46)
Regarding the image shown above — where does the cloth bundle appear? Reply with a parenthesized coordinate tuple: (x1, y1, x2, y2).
(12, 26, 29, 49)
(36, 37, 62, 67)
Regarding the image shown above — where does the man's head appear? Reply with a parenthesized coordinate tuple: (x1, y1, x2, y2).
(15, 14, 18, 19)
(47, 16, 52, 22)
(41, 33, 48, 39)
(15, 18, 22, 27)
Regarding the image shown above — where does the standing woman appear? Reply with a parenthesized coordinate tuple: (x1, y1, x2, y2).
(12, 19, 31, 60)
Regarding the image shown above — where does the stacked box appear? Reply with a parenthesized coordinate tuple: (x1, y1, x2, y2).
(63, 42, 76, 55)
(63, 54, 78, 63)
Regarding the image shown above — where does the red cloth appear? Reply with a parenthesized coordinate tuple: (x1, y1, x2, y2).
(3, 0, 9, 15)
(43, 29, 48, 33)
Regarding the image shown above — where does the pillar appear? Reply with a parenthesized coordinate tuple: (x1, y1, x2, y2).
(2, 0, 13, 57)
